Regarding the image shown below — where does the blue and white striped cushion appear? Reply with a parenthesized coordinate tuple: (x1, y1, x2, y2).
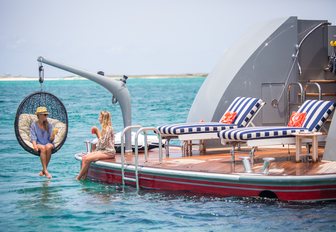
(225, 97, 265, 127)
(158, 122, 237, 136)
(219, 100, 335, 142)
(157, 96, 265, 136)
(219, 126, 309, 141)
(297, 100, 335, 132)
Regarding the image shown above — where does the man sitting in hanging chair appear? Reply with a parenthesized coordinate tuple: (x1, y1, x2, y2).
(30, 106, 59, 179)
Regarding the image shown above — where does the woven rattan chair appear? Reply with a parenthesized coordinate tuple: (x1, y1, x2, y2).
(14, 91, 68, 156)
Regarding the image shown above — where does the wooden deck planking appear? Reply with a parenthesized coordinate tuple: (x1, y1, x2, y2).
(101, 146, 336, 176)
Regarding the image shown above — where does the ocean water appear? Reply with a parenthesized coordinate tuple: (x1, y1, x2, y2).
(1, 78, 336, 232)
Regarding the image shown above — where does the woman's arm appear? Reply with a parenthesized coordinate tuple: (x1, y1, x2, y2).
(30, 123, 38, 151)
(48, 123, 56, 142)
(91, 126, 101, 139)
(50, 128, 59, 142)
(32, 141, 38, 151)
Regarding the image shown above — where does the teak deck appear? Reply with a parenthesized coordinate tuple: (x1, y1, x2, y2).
(102, 146, 336, 176)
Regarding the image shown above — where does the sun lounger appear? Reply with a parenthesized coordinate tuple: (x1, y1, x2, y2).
(157, 96, 266, 154)
(219, 99, 336, 163)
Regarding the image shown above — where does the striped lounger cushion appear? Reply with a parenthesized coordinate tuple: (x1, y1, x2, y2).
(296, 99, 335, 132)
(159, 122, 238, 136)
(157, 96, 265, 136)
(219, 99, 335, 142)
(219, 126, 309, 141)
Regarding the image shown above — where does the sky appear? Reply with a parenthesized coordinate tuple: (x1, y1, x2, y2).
(0, 0, 335, 77)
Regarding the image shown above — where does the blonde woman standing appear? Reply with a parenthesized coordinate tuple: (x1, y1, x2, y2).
(76, 111, 116, 180)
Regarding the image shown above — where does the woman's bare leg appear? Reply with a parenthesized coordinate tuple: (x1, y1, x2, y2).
(37, 144, 52, 179)
(91, 143, 96, 152)
(38, 144, 53, 176)
(76, 152, 114, 180)
(45, 144, 53, 167)
(38, 145, 50, 178)
(44, 144, 53, 179)
(81, 157, 89, 180)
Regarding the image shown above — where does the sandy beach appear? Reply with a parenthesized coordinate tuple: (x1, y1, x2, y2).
(0, 73, 207, 81)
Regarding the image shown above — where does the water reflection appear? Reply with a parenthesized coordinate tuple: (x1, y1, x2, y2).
(78, 180, 124, 204)
(16, 179, 64, 211)
(40, 180, 52, 205)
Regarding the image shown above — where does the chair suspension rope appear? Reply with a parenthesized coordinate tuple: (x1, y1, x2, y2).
(38, 62, 44, 91)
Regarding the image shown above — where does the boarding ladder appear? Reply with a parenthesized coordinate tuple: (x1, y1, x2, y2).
(120, 126, 163, 191)
(287, 82, 304, 122)
(287, 82, 323, 121)
(307, 80, 336, 128)
(303, 82, 322, 100)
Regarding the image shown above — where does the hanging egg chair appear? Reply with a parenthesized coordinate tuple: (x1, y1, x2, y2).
(14, 64, 68, 156)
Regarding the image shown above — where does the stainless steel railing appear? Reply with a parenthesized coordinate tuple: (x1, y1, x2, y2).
(120, 126, 163, 191)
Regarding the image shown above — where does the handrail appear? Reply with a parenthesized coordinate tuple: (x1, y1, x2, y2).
(135, 127, 163, 162)
(275, 22, 330, 105)
(134, 127, 163, 190)
(120, 125, 142, 188)
(304, 82, 322, 100)
(296, 22, 331, 75)
(287, 82, 304, 121)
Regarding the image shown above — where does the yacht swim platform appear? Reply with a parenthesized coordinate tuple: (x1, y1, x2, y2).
(75, 146, 336, 202)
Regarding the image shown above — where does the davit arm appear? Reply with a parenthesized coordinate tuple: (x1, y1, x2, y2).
(37, 56, 132, 152)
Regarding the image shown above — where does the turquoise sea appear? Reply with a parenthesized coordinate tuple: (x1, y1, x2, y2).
(1, 78, 336, 232)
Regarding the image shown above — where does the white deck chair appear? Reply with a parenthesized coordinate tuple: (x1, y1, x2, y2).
(157, 96, 266, 154)
(219, 99, 336, 163)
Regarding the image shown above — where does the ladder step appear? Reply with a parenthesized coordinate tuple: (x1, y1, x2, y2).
(298, 93, 336, 96)
(306, 93, 336, 97)
(123, 177, 137, 182)
(308, 79, 336, 84)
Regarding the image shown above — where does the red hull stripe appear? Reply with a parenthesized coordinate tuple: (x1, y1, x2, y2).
(89, 166, 336, 194)
(87, 166, 336, 201)
(88, 161, 336, 187)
